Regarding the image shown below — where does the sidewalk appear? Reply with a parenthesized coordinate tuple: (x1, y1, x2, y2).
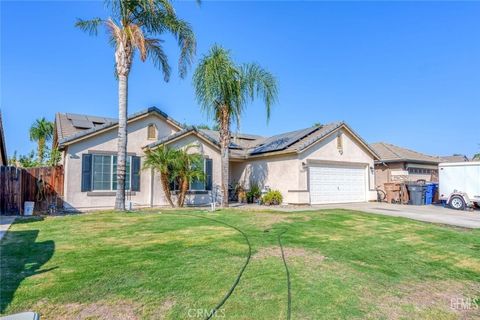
(0, 216, 17, 241)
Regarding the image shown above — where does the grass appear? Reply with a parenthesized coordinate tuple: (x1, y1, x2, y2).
(1, 209, 479, 319)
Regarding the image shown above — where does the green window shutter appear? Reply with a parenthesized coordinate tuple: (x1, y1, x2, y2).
(131, 156, 141, 191)
(205, 158, 213, 191)
(81, 154, 92, 192)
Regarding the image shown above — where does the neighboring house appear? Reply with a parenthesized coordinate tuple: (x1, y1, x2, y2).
(54, 107, 379, 210)
(371, 142, 441, 191)
(439, 154, 469, 163)
(0, 112, 7, 166)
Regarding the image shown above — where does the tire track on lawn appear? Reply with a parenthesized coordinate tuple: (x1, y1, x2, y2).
(160, 212, 252, 320)
(278, 229, 292, 320)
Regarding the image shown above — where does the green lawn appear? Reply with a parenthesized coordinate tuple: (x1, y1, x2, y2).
(1, 209, 479, 319)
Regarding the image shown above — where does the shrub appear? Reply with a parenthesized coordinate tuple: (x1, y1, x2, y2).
(247, 183, 261, 203)
(262, 190, 283, 205)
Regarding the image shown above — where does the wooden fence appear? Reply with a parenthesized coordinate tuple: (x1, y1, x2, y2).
(0, 166, 64, 215)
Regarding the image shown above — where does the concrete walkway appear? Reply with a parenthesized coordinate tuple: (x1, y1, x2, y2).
(0, 216, 17, 241)
(232, 202, 480, 229)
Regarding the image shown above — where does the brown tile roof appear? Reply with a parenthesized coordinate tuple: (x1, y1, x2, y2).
(438, 155, 469, 162)
(55, 112, 116, 141)
(370, 142, 441, 164)
(55, 107, 183, 148)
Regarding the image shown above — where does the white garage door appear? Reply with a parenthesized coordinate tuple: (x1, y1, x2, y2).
(309, 165, 367, 204)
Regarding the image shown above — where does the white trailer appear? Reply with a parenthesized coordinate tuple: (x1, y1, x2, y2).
(439, 161, 480, 210)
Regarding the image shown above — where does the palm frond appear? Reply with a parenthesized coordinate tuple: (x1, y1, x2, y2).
(143, 146, 176, 174)
(240, 63, 278, 121)
(193, 44, 278, 131)
(75, 18, 104, 36)
(193, 45, 243, 124)
(139, 9, 196, 78)
(152, 0, 176, 16)
(163, 17, 196, 78)
(105, 19, 123, 44)
(129, 23, 147, 61)
(29, 118, 54, 142)
(83, 0, 197, 81)
(145, 38, 171, 81)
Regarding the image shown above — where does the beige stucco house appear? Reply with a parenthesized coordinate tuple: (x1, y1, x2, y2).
(54, 107, 379, 210)
(371, 142, 441, 192)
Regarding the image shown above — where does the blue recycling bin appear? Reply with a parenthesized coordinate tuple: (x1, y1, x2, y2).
(425, 183, 438, 205)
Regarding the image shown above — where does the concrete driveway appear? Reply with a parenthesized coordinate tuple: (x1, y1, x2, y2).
(286, 202, 480, 229)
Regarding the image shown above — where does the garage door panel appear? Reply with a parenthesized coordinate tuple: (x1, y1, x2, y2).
(309, 165, 366, 204)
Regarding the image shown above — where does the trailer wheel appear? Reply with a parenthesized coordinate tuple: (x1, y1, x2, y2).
(449, 196, 465, 210)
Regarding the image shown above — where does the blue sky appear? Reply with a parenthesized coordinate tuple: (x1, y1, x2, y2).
(2, 1, 479, 158)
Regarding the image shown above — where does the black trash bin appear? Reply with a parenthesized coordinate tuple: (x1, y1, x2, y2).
(407, 184, 426, 205)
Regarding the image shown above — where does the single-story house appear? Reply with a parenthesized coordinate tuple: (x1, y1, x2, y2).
(54, 107, 380, 210)
(0, 111, 7, 166)
(370, 142, 441, 191)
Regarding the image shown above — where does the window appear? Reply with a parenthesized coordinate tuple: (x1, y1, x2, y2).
(112, 156, 131, 190)
(190, 159, 205, 191)
(92, 155, 112, 190)
(408, 167, 434, 175)
(169, 158, 212, 192)
(92, 154, 131, 191)
(82, 154, 140, 192)
(147, 124, 157, 140)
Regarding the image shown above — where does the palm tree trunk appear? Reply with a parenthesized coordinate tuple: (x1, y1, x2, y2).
(114, 41, 132, 211)
(38, 138, 45, 164)
(160, 172, 175, 208)
(115, 73, 128, 211)
(178, 177, 189, 207)
(219, 106, 230, 207)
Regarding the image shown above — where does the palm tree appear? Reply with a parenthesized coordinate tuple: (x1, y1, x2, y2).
(143, 146, 177, 207)
(29, 118, 54, 164)
(193, 45, 278, 207)
(143, 145, 205, 207)
(172, 147, 205, 207)
(76, 0, 196, 210)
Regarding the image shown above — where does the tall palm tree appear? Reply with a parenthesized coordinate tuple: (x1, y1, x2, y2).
(29, 118, 54, 164)
(76, 0, 196, 210)
(193, 45, 278, 207)
(143, 146, 177, 207)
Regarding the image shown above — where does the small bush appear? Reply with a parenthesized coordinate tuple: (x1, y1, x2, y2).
(262, 190, 283, 205)
(247, 183, 262, 203)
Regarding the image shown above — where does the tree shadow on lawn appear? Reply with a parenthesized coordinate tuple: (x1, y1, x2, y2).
(0, 229, 55, 313)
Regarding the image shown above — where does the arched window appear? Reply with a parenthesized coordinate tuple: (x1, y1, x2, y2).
(147, 124, 157, 140)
